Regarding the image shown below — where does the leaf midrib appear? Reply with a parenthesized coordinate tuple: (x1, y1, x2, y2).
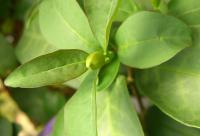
(17, 60, 86, 80)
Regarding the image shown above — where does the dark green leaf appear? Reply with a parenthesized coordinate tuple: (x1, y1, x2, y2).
(84, 0, 120, 50)
(11, 87, 65, 124)
(97, 76, 144, 136)
(5, 50, 88, 88)
(146, 107, 200, 136)
(116, 11, 192, 68)
(64, 71, 98, 136)
(0, 117, 13, 136)
(0, 34, 18, 77)
(39, 0, 100, 53)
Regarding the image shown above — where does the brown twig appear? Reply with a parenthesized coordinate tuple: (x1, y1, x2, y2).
(126, 67, 146, 129)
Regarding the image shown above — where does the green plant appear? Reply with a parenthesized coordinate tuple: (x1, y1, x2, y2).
(2, 0, 200, 135)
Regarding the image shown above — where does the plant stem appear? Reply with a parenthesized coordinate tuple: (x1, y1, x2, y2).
(126, 67, 146, 129)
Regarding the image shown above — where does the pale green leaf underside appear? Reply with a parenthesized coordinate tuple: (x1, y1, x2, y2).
(39, 0, 99, 53)
(16, 13, 57, 64)
(97, 76, 144, 136)
(116, 11, 192, 68)
(64, 71, 98, 136)
(135, 0, 200, 128)
(84, 0, 120, 50)
(146, 107, 200, 136)
(97, 58, 120, 91)
(5, 50, 88, 88)
(0, 34, 18, 77)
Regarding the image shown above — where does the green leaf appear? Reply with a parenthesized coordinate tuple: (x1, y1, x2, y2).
(97, 58, 120, 91)
(64, 70, 89, 89)
(135, 44, 200, 128)
(11, 87, 65, 124)
(16, 12, 57, 64)
(84, 0, 120, 50)
(0, 117, 13, 136)
(51, 109, 64, 136)
(39, 0, 100, 53)
(114, 0, 138, 22)
(0, 34, 18, 77)
(168, 0, 200, 27)
(5, 50, 88, 88)
(135, 0, 200, 128)
(146, 107, 200, 136)
(97, 76, 144, 136)
(116, 11, 192, 68)
(64, 70, 98, 136)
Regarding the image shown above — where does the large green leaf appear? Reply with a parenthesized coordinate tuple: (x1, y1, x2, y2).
(97, 76, 144, 136)
(16, 10, 57, 64)
(97, 58, 120, 91)
(84, 0, 120, 50)
(5, 50, 88, 88)
(135, 0, 200, 128)
(168, 0, 200, 27)
(11, 87, 65, 124)
(51, 109, 64, 136)
(39, 0, 100, 53)
(0, 34, 18, 77)
(114, 0, 138, 22)
(116, 11, 192, 68)
(64, 71, 98, 136)
(146, 107, 200, 136)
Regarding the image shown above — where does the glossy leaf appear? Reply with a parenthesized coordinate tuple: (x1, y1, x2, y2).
(97, 58, 120, 91)
(64, 71, 98, 136)
(0, 34, 18, 77)
(146, 107, 200, 136)
(39, 0, 99, 53)
(135, 0, 200, 128)
(115, 0, 138, 22)
(97, 76, 144, 136)
(5, 50, 88, 88)
(16, 10, 57, 64)
(11, 87, 65, 124)
(84, 0, 120, 50)
(116, 11, 192, 68)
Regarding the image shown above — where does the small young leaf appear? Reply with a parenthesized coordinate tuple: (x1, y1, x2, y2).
(5, 50, 88, 88)
(97, 58, 120, 91)
(0, 34, 18, 77)
(146, 107, 200, 136)
(116, 11, 192, 68)
(64, 71, 98, 136)
(84, 0, 120, 50)
(97, 76, 144, 136)
(39, 0, 100, 53)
